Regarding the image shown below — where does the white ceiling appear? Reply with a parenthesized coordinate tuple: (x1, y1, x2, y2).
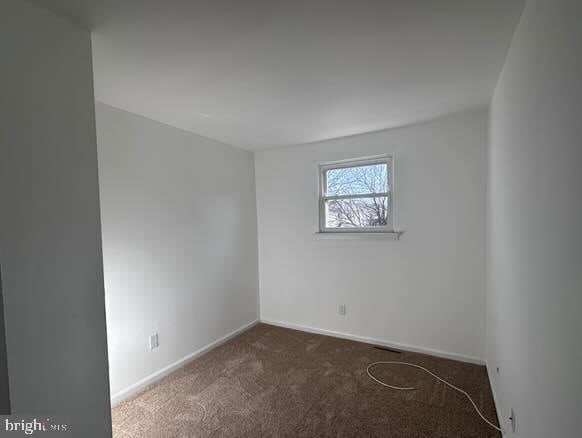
(30, 0, 524, 150)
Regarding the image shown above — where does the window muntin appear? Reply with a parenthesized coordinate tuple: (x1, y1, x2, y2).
(319, 157, 392, 232)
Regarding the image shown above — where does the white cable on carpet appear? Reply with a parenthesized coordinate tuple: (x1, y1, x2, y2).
(366, 361, 502, 433)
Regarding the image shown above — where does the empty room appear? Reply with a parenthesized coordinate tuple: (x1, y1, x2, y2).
(1, 0, 580, 437)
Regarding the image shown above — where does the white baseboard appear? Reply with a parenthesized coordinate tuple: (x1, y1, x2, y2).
(110, 319, 259, 406)
(261, 319, 485, 365)
(486, 363, 505, 435)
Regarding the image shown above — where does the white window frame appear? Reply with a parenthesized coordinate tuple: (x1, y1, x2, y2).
(318, 155, 394, 233)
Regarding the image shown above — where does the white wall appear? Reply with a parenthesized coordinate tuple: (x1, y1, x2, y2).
(0, 1, 111, 435)
(95, 103, 259, 399)
(256, 108, 488, 362)
(487, 1, 582, 436)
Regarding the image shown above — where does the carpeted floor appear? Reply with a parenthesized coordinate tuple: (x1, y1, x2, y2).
(112, 323, 500, 437)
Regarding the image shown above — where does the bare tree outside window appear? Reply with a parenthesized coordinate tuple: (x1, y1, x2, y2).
(319, 157, 393, 232)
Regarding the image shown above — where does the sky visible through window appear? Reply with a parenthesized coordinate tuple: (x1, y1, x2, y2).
(325, 163, 390, 229)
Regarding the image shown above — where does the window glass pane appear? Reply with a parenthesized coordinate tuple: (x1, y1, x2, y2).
(325, 196, 390, 228)
(326, 163, 388, 196)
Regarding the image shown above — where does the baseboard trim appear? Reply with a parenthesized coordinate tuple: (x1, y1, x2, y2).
(110, 319, 259, 406)
(261, 319, 484, 365)
(486, 363, 505, 435)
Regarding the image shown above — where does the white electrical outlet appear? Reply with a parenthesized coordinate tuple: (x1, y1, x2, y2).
(339, 304, 346, 316)
(149, 333, 159, 350)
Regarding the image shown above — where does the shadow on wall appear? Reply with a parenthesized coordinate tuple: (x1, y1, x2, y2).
(0, 267, 11, 414)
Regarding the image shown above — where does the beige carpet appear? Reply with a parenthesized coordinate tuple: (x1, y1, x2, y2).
(112, 323, 500, 437)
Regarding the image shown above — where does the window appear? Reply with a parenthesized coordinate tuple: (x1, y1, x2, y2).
(319, 156, 393, 233)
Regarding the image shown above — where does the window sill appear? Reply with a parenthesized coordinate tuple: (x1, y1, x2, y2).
(314, 231, 403, 240)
